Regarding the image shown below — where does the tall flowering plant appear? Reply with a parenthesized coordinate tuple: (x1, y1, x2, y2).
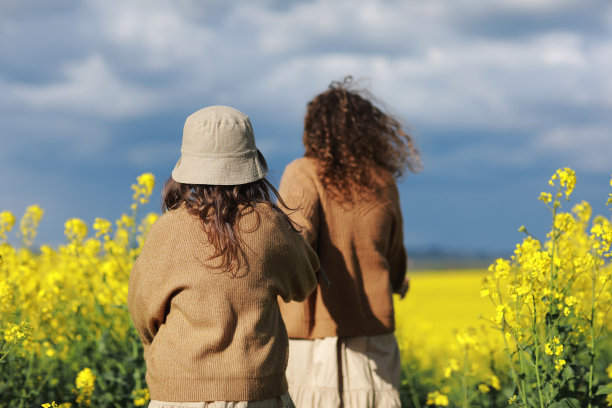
(481, 168, 612, 408)
(0, 173, 158, 407)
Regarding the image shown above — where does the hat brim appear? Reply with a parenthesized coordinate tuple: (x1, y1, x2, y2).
(171, 149, 268, 185)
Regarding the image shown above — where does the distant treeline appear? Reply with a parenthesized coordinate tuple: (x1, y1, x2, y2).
(407, 247, 510, 271)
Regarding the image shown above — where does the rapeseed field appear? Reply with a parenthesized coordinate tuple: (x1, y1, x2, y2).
(1, 169, 611, 407)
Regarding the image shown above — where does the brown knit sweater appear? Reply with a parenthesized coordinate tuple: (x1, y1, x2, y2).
(278, 157, 407, 339)
(127, 203, 319, 402)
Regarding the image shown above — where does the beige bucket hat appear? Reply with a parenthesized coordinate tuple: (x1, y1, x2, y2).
(171, 105, 268, 185)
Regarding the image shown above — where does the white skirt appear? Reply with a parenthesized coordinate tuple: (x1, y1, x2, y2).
(286, 333, 401, 408)
(148, 393, 294, 408)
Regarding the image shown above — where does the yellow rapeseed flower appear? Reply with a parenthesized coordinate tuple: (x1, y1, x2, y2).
(538, 192, 552, 204)
(545, 342, 553, 355)
(137, 173, 155, 195)
(19, 204, 44, 247)
(64, 218, 88, 243)
(554, 212, 575, 233)
(478, 384, 490, 393)
(549, 168, 576, 200)
(92, 218, 112, 237)
(132, 388, 150, 406)
(0, 211, 16, 241)
(3, 322, 32, 344)
(572, 201, 592, 224)
(116, 214, 134, 229)
(443, 358, 459, 378)
(426, 390, 449, 406)
(490, 374, 501, 390)
(456, 328, 479, 350)
(131, 173, 156, 205)
(75, 368, 96, 407)
(489, 258, 511, 280)
(0, 280, 11, 312)
(555, 359, 566, 372)
(607, 174, 612, 206)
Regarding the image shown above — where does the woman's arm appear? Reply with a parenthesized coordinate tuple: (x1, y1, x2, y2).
(388, 183, 408, 294)
(278, 159, 320, 249)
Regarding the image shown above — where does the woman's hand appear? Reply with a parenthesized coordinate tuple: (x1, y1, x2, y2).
(395, 276, 410, 299)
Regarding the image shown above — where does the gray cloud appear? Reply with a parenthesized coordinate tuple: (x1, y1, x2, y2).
(1, 0, 611, 250)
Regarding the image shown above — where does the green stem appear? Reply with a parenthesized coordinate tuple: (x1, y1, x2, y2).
(462, 348, 469, 408)
(533, 337, 545, 408)
(502, 328, 526, 404)
(531, 279, 545, 408)
(512, 263, 528, 405)
(403, 361, 422, 408)
(587, 263, 598, 408)
(17, 350, 34, 408)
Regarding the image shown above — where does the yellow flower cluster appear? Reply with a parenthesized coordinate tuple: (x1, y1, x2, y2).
(92, 217, 112, 237)
(401, 169, 611, 406)
(426, 390, 449, 406)
(479, 168, 612, 406)
(1, 173, 157, 406)
(0, 211, 16, 241)
(18, 204, 44, 247)
(132, 388, 150, 406)
(131, 172, 156, 210)
(0, 280, 11, 313)
(3, 322, 32, 344)
(75, 368, 96, 407)
(64, 218, 88, 243)
(544, 336, 566, 372)
(548, 167, 576, 200)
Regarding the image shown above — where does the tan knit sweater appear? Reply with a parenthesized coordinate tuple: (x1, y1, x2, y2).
(127, 203, 319, 402)
(278, 157, 407, 339)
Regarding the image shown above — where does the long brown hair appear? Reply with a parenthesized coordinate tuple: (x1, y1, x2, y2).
(303, 76, 421, 201)
(162, 177, 295, 276)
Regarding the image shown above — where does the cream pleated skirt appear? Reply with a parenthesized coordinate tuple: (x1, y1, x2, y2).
(286, 333, 401, 408)
(148, 393, 294, 408)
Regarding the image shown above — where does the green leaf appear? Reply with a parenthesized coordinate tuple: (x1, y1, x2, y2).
(596, 383, 612, 395)
(548, 398, 581, 408)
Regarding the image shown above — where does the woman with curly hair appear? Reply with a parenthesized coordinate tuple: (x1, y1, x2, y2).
(278, 77, 421, 408)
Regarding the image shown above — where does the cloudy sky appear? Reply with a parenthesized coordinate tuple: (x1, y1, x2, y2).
(1, 0, 611, 255)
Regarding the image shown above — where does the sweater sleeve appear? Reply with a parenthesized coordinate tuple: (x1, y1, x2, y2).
(127, 215, 183, 347)
(278, 159, 320, 249)
(388, 183, 408, 292)
(276, 232, 319, 303)
(263, 205, 319, 302)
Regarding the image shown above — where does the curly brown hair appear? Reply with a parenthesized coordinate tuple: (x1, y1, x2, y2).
(162, 177, 296, 276)
(303, 76, 421, 201)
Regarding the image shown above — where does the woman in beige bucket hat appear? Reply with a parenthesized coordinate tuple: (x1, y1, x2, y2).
(128, 105, 319, 408)
(278, 77, 421, 408)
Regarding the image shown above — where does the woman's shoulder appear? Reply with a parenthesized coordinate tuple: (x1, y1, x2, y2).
(285, 157, 319, 176)
(238, 203, 293, 235)
(148, 206, 201, 238)
(365, 164, 396, 188)
(282, 158, 322, 194)
(250, 202, 288, 224)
